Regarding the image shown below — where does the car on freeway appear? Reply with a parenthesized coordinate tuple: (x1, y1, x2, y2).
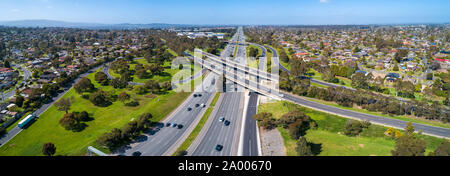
(132, 151, 142, 156)
(215, 145, 223, 152)
(195, 104, 200, 108)
(187, 107, 192, 111)
(172, 123, 178, 128)
(201, 104, 206, 108)
(177, 124, 183, 129)
(193, 94, 198, 98)
(166, 123, 171, 127)
(219, 117, 225, 122)
(224, 120, 230, 126)
(197, 94, 202, 97)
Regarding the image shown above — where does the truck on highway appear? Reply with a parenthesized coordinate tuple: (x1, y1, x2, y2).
(18, 114, 36, 129)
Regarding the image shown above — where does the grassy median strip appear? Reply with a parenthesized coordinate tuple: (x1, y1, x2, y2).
(173, 92, 220, 156)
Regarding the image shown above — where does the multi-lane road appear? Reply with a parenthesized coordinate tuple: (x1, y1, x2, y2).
(190, 27, 247, 156)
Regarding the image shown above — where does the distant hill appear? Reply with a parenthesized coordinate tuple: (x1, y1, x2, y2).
(0, 19, 202, 29)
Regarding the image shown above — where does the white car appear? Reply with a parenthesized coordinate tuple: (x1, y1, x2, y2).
(219, 117, 225, 122)
(201, 104, 206, 108)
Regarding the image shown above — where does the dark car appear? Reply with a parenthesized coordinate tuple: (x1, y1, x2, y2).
(187, 107, 192, 111)
(215, 145, 223, 151)
(193, 94, 198, 98)
(224, 120, 230, 126)
(172, 123, 178, 128)
(197, 94, 202, 97)
(166, 123, 171, 127)
(195, 104, 200, 107)
(132, 151, 142, 156)
(177, 124, 184, 129)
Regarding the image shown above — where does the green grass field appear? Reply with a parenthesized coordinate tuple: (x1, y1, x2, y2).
(259, 101, 445, 156)
(0, 68, 192, 156)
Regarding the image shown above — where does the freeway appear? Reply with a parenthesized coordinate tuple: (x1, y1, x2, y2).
(190, 27, 246, 156)
(0, 65, 103, 147)
(120, 72, 218, 156)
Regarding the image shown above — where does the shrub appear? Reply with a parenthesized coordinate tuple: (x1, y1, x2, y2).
(125, 101, 139, 107)
(89, 90, 112, 107)
(74, 77, 95, 94)
(344, 120, 363, 137)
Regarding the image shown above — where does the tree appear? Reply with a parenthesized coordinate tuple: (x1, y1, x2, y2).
(136, 69, 149, 79)
(344, 120, 363, 137)
(391, 122, 426, 156)
(42, 143, 56, 156)
(291, 59, 307, 77)
(89, 90, 112, 107)
(15, 96, 24, 107)
(118, 92, 130, 103)
(95, 72, 109, 85)
(59, 113, 79, 131)
(279, 48, 289, 63)
(97, 128, 124, 150)
(296, 137, 313, 156)
(111, 78, 128, 89)
(393, 63, 399, 71)
(144, 80, 160, 93)
(54, 97, 73, 114)
(3, 60, 10, 68)
(74, 77, 95, 93)
(161, 81, 172, 91)
(76, 111, 90, 122)
(426, 73, 433, 80)
(351, 72, 368, 89)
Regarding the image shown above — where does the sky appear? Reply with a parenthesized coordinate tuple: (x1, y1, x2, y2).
(0, 0, 449, 25)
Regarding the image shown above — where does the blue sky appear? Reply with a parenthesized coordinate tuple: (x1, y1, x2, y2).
(1, 0, 449, 24)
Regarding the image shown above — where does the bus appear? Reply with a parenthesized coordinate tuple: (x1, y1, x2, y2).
(18, 114, 36, 129)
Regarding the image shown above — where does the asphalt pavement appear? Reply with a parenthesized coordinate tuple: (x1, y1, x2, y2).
(120, 72, 218, 156)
